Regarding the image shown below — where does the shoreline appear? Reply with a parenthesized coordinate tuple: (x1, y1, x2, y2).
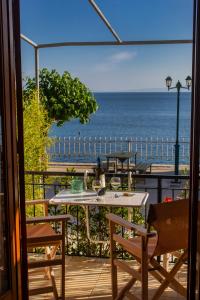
(48, 162, 189, 174)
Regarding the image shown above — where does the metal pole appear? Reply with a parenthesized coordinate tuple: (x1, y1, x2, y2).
(174, 83, 181, 179)
(20, 33, 38, 47)
(188, 0, 200, 297)
(88, 0, 121, 43)
(35, 47, 39, 102)
(37, 39, 192, 49)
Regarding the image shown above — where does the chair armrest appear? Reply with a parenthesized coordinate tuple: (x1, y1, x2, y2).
(106, 213, 155, 237)
(25, 199, 49, 206)
(26, 214, 73, 224)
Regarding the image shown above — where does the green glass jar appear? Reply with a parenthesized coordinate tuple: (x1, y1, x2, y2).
(70, 178, 83, 194)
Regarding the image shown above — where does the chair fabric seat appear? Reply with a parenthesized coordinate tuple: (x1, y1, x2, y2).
(27, 224, 60, 248)
(120, 235, 158, 259)
(27, 223, 56, 238)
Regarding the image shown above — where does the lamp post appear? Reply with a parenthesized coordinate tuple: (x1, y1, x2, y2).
(165, 75, 192, 181)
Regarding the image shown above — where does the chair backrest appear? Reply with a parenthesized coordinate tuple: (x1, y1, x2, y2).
(147, 199, 189, 256)
(25, 199, 49, 218)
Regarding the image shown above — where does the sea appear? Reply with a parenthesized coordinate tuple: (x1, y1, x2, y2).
(50, 92, 191, 139)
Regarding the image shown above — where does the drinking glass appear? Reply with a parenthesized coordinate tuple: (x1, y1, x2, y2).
(92, 179, 102, 200)
(110, 177, 121, 194)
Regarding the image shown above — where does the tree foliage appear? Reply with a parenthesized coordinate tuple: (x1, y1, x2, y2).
(23, 91, 51, 172)
(24, 68, 98, 126)
(23, 91, 52, 202)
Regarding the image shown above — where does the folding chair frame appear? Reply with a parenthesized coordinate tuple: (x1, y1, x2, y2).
(107, 206, 188, 300)
(26, 199, 72, 300)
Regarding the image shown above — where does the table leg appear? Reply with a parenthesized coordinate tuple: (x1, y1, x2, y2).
(127, 208, 133, 238)
(84, 205, 109, 244)
(163, 253, 170, 271)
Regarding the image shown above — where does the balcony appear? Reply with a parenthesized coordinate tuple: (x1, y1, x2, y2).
(26, 169, 189, 299)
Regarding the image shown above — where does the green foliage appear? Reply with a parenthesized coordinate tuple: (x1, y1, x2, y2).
(23, 91, 52, 200)
(24, 68, 98, 126)
(61, 204, 144, 257)
(23, 91, 51, 171)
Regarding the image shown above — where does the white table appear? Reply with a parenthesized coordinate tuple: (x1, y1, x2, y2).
(50, 190, 149, 244)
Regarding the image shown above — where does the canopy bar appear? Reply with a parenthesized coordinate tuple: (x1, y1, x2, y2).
(88, 0, 121, 43)
(37, 39, 192, 49)
(20, 34, 38, 48)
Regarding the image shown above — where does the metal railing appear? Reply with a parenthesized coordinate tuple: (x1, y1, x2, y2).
(47, 136, 190, 164)
(25, 170, 190, 257)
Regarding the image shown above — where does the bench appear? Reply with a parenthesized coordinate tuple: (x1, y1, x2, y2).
(102, 160, 116, 172)
(132, 162, 152, 174)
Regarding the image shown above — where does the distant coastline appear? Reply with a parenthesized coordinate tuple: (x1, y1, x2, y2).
(92, 89, 191, 93)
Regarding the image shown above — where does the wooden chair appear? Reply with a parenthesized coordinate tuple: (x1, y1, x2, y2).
(106, 199, 188, 300)
(26, 199, 72, 299)
(132, 162, 152, 174)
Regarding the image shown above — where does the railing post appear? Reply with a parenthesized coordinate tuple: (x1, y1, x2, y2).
(145, 137, 148, 160)
(166, 137, 169, 161)
(128, 171, 132, 191)
(140, 137, 143, 160)
(78, 136, 81, 156)
(43, 174, 45, 199)
(68, 136, 71, 158)
(63, 137, 66, 157)
(157, 176, 162, 263)
(127, 173, 133, 233)
(128, 139, 131, 165)
(157, 177, 162, 204)
(83, 136, 86, 156)
(58, 136, 61, 157)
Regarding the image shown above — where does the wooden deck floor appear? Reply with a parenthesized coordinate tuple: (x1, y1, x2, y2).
(29, 256, 187, 300)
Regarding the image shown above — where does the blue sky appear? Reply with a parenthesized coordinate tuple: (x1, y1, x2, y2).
(20, 0, 193, 92)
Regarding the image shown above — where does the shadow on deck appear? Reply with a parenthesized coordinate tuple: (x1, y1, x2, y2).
(29, 256, 187, 300)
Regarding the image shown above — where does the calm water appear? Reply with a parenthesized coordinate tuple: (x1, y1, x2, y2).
(50, 92, 191, 139)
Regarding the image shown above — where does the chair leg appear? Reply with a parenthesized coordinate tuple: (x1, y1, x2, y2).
(60, 251, 65, 300)
(50, 267, 59, 300)
(163, 253, 170, 271)
(45, 245, 58, 279)
(116, 277, 138, 300)
(111, 261, 117, 300)
(141, 237, 148, 300)
(44, 246, 51, 279)
(109, 221, 118, 300)
(150, 251, 187, 299)
(61, 222, 65, 300)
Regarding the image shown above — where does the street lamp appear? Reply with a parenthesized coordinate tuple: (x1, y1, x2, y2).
(165, 75, 192, 181)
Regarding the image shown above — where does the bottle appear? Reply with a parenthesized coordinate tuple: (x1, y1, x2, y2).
(84, 170, 88, 191)
(96, 157, 102, 180)
(96, 157, 106, 193)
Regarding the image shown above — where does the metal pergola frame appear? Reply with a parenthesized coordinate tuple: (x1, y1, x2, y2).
(21, 0, 193, 98)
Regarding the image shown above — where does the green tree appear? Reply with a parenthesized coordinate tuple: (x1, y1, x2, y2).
(24, 68, 98, 126)
(23, 91, 52, 201)
(23, 91, 51, 171)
